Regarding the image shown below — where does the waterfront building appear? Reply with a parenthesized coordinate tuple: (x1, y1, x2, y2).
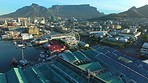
(119, 31, 141, 40)
(89, 31, 108, 38)
(0, 45, 148, 83)
(112, 25, 122, 29)
(28, 26, 39, 35)
(21, 33, 33, 40)
(141, 42, 148, 56)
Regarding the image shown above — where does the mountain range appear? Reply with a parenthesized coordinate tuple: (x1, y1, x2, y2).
(99, 5, 148, 20)
(1, 3, 148, 19)
(0, 3, 104, 19)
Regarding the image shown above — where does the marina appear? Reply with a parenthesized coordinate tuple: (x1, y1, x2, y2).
(0, 2, 148, 82)
(0, 40, 40, 72)
(0, 26, 147, 82)
(0, 30, 68, 72)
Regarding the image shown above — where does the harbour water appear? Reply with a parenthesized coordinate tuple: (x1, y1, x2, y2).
(0, 31, 61, 72)
(0, 40, 40, 72)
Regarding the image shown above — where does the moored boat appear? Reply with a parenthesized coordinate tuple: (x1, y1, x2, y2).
(16, 41, 25, 47)
(32, 38, 48, 45)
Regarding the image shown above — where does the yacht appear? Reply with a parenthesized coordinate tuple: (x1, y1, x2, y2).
(33, 38, 48, 45)
(17, 41, 25, 47)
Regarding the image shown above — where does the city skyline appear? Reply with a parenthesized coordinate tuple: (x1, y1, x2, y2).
(0, 0, 148, 15)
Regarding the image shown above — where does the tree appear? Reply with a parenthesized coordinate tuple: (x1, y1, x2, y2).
(142, 34, 148, 42)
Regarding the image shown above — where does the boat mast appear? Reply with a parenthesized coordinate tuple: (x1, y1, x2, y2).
(21, 48, 24, 59)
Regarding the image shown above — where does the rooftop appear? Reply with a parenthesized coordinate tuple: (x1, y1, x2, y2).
(0, 73, 7, 83)
(0, 45, 147, 83)
(142, 42, 148, 48)
(78, 62, 102, 72)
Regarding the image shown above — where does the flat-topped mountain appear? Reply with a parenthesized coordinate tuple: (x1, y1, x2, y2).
(1, 3, 104, 19)
(50, 4, 104, 18)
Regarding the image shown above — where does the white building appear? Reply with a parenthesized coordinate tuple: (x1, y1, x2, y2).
(140, 42, 148, 56)
(21, 33, 33, 40)
(89, 31, 108, 38)
(143, 59, 148, 64)
(119, 31, 141, 40)
(121, 29, 130, 33)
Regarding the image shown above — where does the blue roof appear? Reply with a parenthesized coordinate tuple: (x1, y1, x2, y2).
(52, 61, 87, 83)
(97, 72, 112, 80)
(94, 46, 148, 79)
(36, 63, 69, 83)
(78, 62, 102, 72)
(95, 53, 148, 83)
(63, 50, 79, 63)
(23, 67, 47, 83)
(81, 49, 98, 60)
(73, 50, 88, 60)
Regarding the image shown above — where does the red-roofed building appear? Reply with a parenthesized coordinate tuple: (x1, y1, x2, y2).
(47, 40, 67, 54)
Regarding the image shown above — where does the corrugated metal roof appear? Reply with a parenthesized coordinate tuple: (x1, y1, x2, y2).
(81, 49, 98, 60)
(97, 72, 112, 79)
(23, 67, 47, 83)
(63, 50, 79, 63)
(105, 76, 124, 83)
(37, 64, 68, 83)
(97, 72, 124, 83)
(6, 68, 29, 83)
(78, 62, 102, 72)
(2, 45, 147, 83)
(52, 61, 87, 83)
(0, 73, 7, 83)
(73, 50, 88, 60)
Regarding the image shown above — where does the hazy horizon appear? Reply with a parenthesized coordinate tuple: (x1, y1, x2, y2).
(0, 0, 148, 15)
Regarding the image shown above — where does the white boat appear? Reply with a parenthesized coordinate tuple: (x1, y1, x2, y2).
(39, 52, 48, 58)
(27, 42, 32, 47)
(33, 38, 48, 45)
(17, 41, 25, 47)
(19, 59, 29, 66)
(18, 44, 25, 47)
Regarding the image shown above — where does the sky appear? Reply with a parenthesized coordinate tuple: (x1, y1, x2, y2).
(0, 0, 148, 15)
